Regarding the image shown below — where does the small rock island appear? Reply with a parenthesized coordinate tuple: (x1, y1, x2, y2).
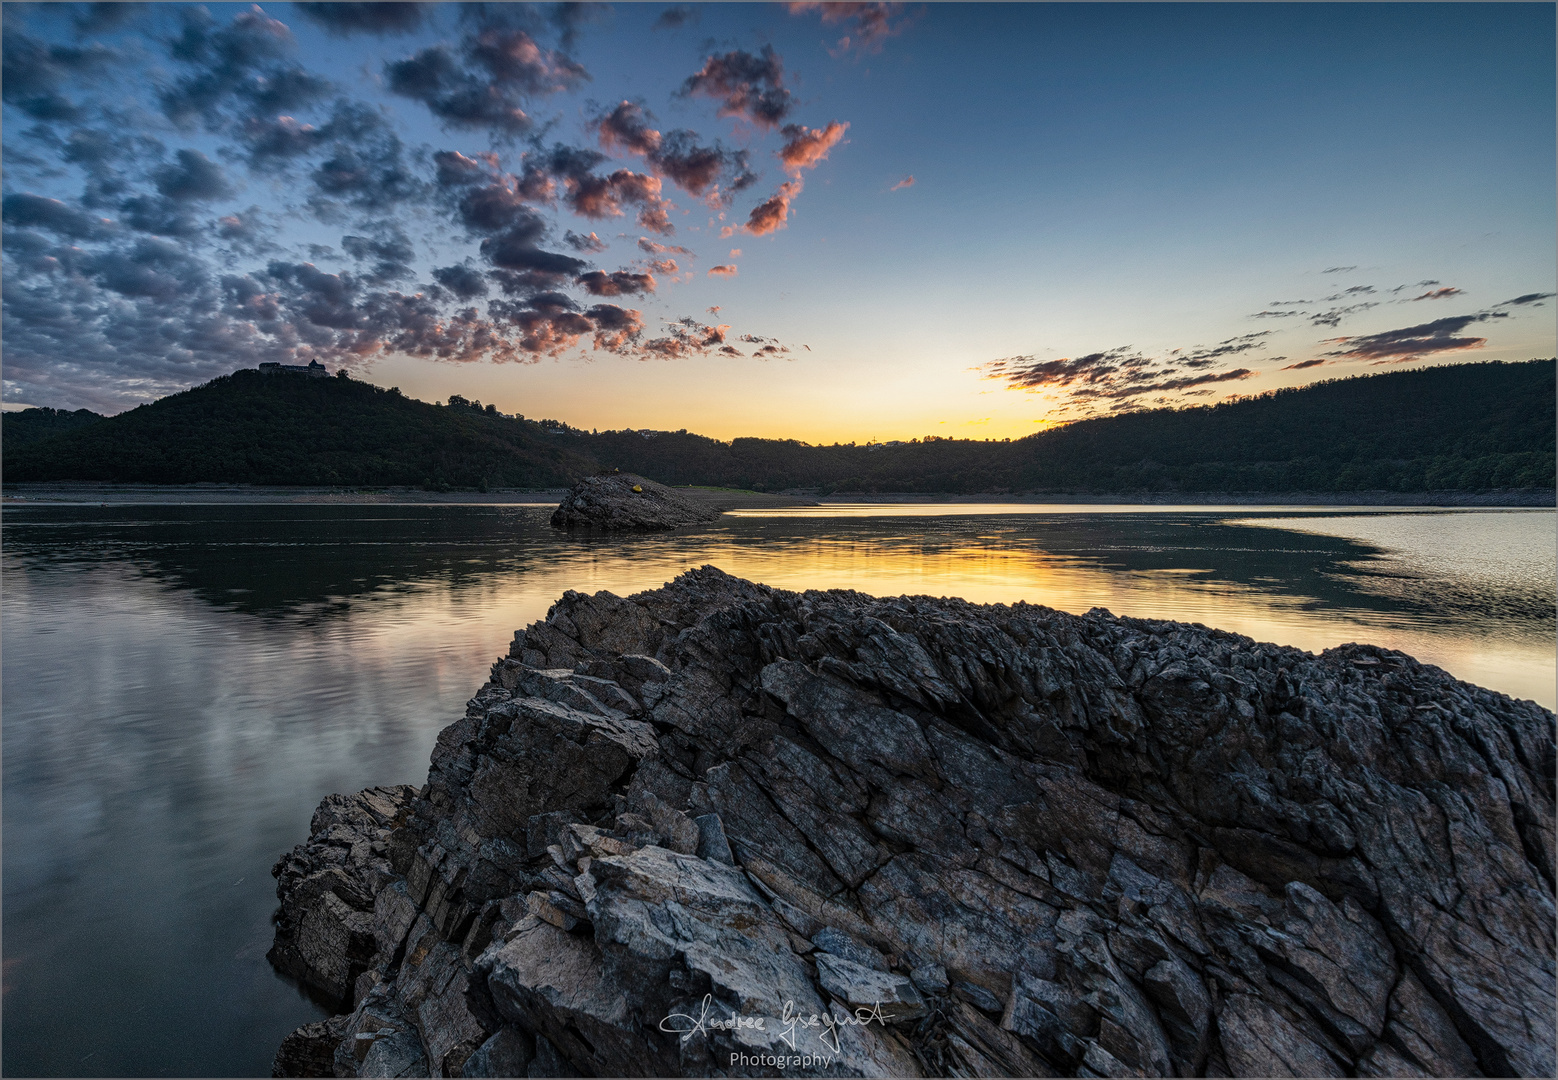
(550, 473, 722, 531)
(268, 567, 1555, 1078)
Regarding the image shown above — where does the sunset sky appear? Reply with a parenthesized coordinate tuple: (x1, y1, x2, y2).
(3, 1, 1554, 441)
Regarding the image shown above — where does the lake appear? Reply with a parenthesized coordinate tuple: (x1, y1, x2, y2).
(2, 503, 1552, 1077)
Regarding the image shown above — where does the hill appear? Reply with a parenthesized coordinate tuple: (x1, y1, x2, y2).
(2, 370, 594, 488)
(2, 406, 105, 449)
(580, 360, 1556, 493)
(4, 360, 1553, 493)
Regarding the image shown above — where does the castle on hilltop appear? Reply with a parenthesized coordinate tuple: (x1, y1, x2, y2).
(257, 360, 328, 377)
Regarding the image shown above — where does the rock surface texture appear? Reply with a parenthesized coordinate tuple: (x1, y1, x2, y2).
(270, 567, 1555, 1078)
(550, 474, 722, 531)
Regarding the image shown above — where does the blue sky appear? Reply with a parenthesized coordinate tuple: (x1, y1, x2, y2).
(3, 2, 1553, 440)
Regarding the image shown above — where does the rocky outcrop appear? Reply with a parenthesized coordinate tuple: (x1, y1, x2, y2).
(270, 566, 1555, 1077)
(550, 473, 721, 531)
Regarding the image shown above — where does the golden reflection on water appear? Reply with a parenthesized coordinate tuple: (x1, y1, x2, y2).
(329, 507, 1555, 709)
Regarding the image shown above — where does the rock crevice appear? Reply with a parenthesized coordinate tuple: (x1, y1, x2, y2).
(269, 566, 1555, 1077)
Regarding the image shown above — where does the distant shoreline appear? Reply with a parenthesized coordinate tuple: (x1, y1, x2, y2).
(2, 482, 1551, 509)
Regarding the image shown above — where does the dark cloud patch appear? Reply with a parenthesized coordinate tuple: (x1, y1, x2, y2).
(1496, 292, 1555, 307)
(1322, 265, 1357, 274)
(385, 26, 587, 135)
(153, 149, 235, 202)
(432, 149, 497, 187)
(1173, 331, 1271, 363)
(2, 192, 115, 239)
(488, 267, 572, 296)
(308, 117, 422, 209)
(983, 347, 1152, 392)
(386, 45, 533, 134)
(214, 207, 277, 256)
(293, 3, 429, 37)
(481, 229, 589, 276)
(1282, 358, 1329, 370)
(654, 131, 752, 197)
(593, 103, 753, 199)
(637, 237, 691, 257)
(1250, 310, 1301, 319)
(458, 182, 544, 233)
(118, 194, 203, 238)
(88, 238, 211, 301)
(542, 147, 674, 233)
(1390, 279, 1440, 294)
(341, 228, 416, 282)
(72, 3, 148, 36)
(431, 263, 490, 299)
(577, 270, 654, 296)
(3, 31, 119, 121)
(242, 114, 326, 164)
(564, 230, 607, 253)
(160, 7, 331, 130)
(583, 303, 645, 351)
(1321, 312, 1503, 363)
(596, 100, 661, 155)
(641, 315, 730, 357)
(1308, 302, 1376, 328)
(548, 3, 610, 52)
(1075, 367, 1254, 402)
(680, 46, 792, 129)
(489, 292, 599, 355)
(1408, 287, 1463, 301)
(654, 6, 696, 30)
(983, 344, 1257, 411)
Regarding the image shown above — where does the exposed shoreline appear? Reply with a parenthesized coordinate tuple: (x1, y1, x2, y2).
(2, 481, 1552, 509)
(265, 567, 1557, 1079)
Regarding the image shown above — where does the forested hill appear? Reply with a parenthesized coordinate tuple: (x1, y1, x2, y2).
(2, 370, 596, 488)
(4, 360, 1553, 493)
(2, 405, 107, 449)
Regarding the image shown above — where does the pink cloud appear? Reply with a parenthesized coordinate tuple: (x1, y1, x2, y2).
(787, 2, 906, 56)
(744, 180, 802, 236)
(890, 175, 914, 191)
(708, 264, 738, 277)
(778, 121, 848, 175)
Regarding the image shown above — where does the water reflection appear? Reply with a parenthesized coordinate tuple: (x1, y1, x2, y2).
(2, 504, 1552, 1077)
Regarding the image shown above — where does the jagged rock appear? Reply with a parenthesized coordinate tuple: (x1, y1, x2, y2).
(272, 566, 1555, 1077)
(461, 1027, 535, 1078)
(549, 473, 721, 531)
(267, 785, 418, 1009)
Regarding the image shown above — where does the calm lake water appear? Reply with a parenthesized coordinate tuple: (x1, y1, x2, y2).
(2, 503, 1553, 1077)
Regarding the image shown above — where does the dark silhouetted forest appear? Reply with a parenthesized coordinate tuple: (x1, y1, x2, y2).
(5, 360, 1553, 493)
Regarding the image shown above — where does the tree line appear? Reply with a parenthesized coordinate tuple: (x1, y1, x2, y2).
(4, 360, 1552, 493)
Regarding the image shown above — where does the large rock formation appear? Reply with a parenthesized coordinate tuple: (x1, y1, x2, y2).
(550, 474, 721, 531)
(269, 567, 1555, 1078)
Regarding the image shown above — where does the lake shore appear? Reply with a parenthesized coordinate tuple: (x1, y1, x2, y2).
(3, 481, 1552, 508)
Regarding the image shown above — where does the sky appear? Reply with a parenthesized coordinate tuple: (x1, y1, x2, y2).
(3, 1, 1554, 442)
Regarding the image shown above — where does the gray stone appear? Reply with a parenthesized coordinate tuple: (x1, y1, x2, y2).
(692, 812, 733, 865)
(550, 473, 720, 532)
(815, 953, 927, 1025)
(461, 1027, 535, 1078)
(910, 962, 948, 996)
(270, 567, 1556, 1079)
